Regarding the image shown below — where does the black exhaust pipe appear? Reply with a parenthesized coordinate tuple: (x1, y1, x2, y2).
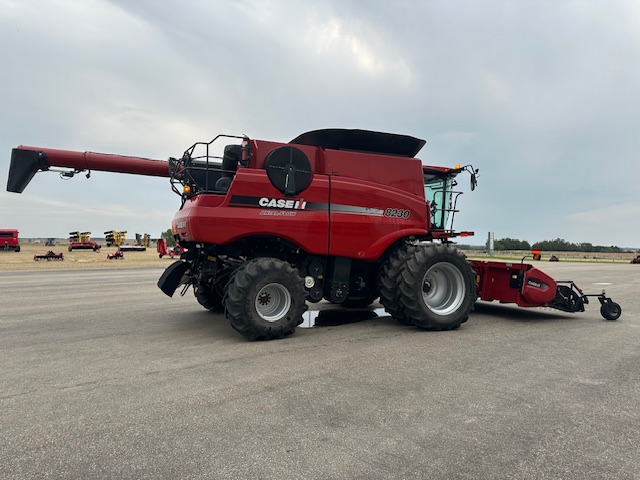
(7, 148, 50, 193)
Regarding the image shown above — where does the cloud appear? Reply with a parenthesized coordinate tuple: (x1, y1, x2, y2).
(568, 202, 640, 226)
(1, 0, 639, 247)
(305, 16, 413, 84)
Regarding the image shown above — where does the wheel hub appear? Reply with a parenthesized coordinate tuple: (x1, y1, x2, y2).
(255, 283, 292, 322)
(421, 262, 465, 315)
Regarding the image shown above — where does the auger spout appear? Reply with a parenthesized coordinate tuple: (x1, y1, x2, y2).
(7, 146, 170, 193)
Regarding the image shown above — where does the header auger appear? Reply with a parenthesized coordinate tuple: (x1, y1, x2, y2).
(7, 128, 620, 340)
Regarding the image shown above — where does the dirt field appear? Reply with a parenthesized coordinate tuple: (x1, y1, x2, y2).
(3, 243, 638, 272)
(469, 250, 639, 264)
(0, 243, 176, 271)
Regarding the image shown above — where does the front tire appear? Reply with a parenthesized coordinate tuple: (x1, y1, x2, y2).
(194, 265, 234, 313)
(379, 244, 418, 325)
(225, 257, 307, 340)
(398, 244, 476, 331)
(194, 284, 224, 312)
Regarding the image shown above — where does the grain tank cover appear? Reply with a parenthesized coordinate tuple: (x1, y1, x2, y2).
(290, 129, 426, 158)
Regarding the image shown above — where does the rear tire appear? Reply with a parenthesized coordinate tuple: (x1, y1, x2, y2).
(398, 244, 476, 331)
(225, 257, 307, 340)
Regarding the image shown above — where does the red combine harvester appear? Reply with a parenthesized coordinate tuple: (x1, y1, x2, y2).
(6, 129, 621, 340)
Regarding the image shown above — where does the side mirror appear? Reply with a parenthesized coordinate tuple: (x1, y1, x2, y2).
(470, 173, 477, 191)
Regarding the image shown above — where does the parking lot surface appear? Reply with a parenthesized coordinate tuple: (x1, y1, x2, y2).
(1, 262, 638, 479)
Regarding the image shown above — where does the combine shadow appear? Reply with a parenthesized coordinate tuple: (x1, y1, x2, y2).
(301, 303, 390, 328)
(311, 308, 388, 327)
(161, 304, 392, 341)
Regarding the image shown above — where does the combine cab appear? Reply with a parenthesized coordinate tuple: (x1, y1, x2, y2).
(68, 231, 101, 251)
(6, 128, 622, 340)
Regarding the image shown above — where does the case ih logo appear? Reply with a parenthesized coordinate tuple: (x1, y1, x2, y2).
(259, 198, 307, 210)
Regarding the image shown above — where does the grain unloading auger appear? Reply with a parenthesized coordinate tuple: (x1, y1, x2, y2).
(7, 147, 171, 193)
(7, 129, 621, 340)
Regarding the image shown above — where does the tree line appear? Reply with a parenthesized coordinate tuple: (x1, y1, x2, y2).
(489, 237, 623, 253)
(161, 229, 176, 247)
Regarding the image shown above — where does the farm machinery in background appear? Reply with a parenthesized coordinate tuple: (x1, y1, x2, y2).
(105, 230, 127, 247)
(34, 251, 64, 261)
(157, 237, 185, 258)
(68, 231, 101, 251)
(119, 233, 150, 252)
(0, 229, 20, 252)
(137, 233, 150, 247)
(107, 249, 124, 260)
(7, 128, 622, 340)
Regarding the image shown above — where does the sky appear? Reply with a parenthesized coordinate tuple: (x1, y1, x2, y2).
(1, 0, 639, 247)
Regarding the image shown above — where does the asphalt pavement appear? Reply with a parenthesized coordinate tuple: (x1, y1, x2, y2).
(1, 262, 638, 479)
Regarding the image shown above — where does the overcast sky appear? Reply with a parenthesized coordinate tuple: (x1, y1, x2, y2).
(1, 0, 639, 247)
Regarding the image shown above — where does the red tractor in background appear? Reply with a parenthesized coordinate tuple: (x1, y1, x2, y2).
(107, 249, 124, 260)
(0, 229, 21, 252)
(7, 128, 621, 340)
